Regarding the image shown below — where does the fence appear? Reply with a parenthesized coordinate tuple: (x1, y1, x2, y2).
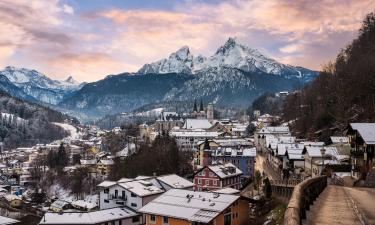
(283, 176, 327, 225)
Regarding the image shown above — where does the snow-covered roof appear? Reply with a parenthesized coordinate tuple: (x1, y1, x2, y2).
(301, 141, 324, 147)
(350, 123, 375, 144)
(50, 199, 71, 209)
(117, 178, 133, 183)
(71, 200, 97, 210)
(4, 194, 21, 202)
(139, 189, 239, 223)
(303, 146, 324, 157)
(212, 187, 240, 195)
(242, 148, 257, 157)
(0, 215, 18, 225)
(156, 174, 194, 189)
(207, 163, 242, 179)
(80, 159, 96, 165)
(97, 181, 116, 188)
(277, 143, 304, 156)
(119, 180, 164, 197)
(170, 131, 219, 138)
(40, 207, 138, 224)
(212, 148, 256, 157)
(99, 159, 114, 165)
(277, 136, 295, 144)
(183, 119, 212, 130)
(330, 136, 349, 144)
(258, 126, 290, 134)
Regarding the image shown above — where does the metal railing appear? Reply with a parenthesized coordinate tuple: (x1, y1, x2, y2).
(283, 176, 327, 225)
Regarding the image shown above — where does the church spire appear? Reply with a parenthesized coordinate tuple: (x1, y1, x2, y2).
(193, 99, 197, 112)
(199, 99, 204, 112)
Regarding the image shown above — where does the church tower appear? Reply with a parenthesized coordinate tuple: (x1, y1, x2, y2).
(207, 103, 214, 121)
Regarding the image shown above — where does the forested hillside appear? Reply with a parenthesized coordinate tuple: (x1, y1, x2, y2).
(282, 12, 375, 140)
(0, 91, 69, 150)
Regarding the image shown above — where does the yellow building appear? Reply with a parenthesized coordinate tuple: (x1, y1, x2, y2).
(139, 189, 249, 225)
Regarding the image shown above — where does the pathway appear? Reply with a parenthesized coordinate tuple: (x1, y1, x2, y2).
(303, 185, 365, 225)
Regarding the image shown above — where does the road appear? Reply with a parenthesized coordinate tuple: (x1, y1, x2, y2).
(344, 187, 375, 225)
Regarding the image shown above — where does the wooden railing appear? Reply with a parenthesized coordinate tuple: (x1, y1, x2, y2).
(284, 176, 327, 225)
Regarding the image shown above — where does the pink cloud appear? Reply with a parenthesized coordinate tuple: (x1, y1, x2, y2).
(0, 0, 374, 81)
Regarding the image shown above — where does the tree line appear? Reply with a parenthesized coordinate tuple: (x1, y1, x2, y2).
(279, 11, 375, 141)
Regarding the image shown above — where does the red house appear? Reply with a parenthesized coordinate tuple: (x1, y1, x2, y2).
(194, 163, 243, 191)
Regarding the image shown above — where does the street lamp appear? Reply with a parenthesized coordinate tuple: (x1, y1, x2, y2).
(320, 148, 326, 175)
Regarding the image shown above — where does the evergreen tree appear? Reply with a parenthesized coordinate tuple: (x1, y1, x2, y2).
(57, 143, 69, 169)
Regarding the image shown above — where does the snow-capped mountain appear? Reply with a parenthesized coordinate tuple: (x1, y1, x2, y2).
(138, 37, 317, 82)
(60, 38, 319, 120)
(138, 46, 206, 74)
(0, 66, 84, 104)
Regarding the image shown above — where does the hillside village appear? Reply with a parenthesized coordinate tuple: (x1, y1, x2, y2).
(0, 97, 373, 225)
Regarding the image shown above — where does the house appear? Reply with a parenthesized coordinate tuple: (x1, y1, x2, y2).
(170, 130, 221, 151)
(4, 194, 22, 208)
(40, 207, 141, 225)
(97, 158, 114, 176)
(348, 123, 375, 180)
(302, 146, 349, 177)
(139, 189, 249, 225)
(98, 174, 193, 211)
(98, 179, 163, 211)
(0, 215, 18, 225)
(194, 163, 243, 191)
(50, 199, 72, 212)
(211, 148, 256, 178)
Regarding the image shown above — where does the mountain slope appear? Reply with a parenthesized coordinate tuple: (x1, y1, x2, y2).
(59, 73, 193, 118)
(0, 90, 69, 150)
(0, 66, 83, 104)
(0, 75, 36, 101)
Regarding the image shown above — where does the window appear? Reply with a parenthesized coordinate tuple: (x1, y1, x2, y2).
(149, 215, 156, 224)
(132, 216, 140, 223)
(122, 191, 125, 198)
(131, 193, 137, 197)
(104, 188, 109, 194)
(213, 180, 217, 186)
(114, 190, 118, 198)
(209, 172, 214, 177)
(116, 201, 124, 205)
(198, 179, 202, 184)
(104, 199, 109, 203)
(131, 203, 137, 207)
(205, 180, 209, 186)
(163, 217, 169, 225)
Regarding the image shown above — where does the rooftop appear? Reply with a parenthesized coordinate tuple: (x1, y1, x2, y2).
(157, 174, 194, 189)
(40, 207, 137, 224)
(350, 123, 375, 144)
(139, 189, 239, 223)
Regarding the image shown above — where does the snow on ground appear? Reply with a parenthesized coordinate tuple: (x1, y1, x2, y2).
(52, 122, 80, 140)
(1, 112, 26, 124)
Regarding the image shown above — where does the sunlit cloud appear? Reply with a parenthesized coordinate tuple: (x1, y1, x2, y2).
(0, 0, 374, 81)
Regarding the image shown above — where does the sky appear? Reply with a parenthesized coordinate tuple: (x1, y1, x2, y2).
(0, 0, 374, 82)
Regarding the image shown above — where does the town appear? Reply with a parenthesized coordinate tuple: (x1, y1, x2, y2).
(0, 99, 373, 225)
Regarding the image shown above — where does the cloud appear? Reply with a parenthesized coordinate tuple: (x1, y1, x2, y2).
(63, 4, 74, 14)
(0, 0, 374, 81)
